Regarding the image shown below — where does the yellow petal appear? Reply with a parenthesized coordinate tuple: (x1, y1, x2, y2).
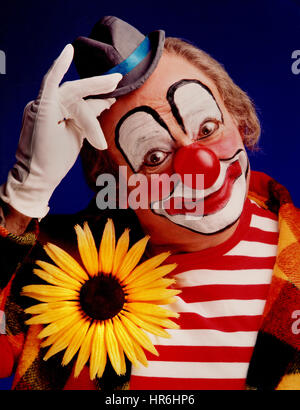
(44, 243, 89, 282)
(105, 319, 124, 375)
(126, 288, 181, 303)
(125, 302, 179, 318)
(74, 323, 95, 378)
(38, 311, 82, 339)
(125, 252, 171, 285)
(90, 322, 106, 380)
(25, 301, 78, 315)
(21, 292, 65, 303)
(156, 278, 177, 288)
(129, 278, 176, 291)
(39, 304, 81, 348)
(132, 340, 149, 367)
(35, 261, 82, 290)
(123, 311, 171, 338)
(75, 223, 98, 277)
(117, 236, 150, 283)
(112, 316, 139, 367)
(151, 297, 177, 305)
(84, 222, 99, 275)
(119, 313, 158, 356)
(119, 343, 126, 375)
(41, 326, 67, 348)
(133, 311, 179, 330)
(62, 319, 90, 366)
(22, 284, 79, 303)
(125, 264, 178, 289)
(24, 303, 49, 315)
(112, 229, 130, 276)
(33, 268, 81, 292)
(41, 335, 60, 350)
(43, 317, 85, 361)
(99, 219, 115, 274)
(25, 304, 77, 325)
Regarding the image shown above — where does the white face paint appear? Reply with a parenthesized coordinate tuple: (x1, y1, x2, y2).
(115, 80, 248, 235)
(116, 108, 175, 172)
(167, 80, 223, 139)
(151, 149, 249, 234)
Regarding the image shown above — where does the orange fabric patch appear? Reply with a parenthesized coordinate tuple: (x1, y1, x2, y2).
(7, 333, 25, 362)
(262, 275, 286, 318)
(277, 373, 300, 390)
(277, 242, 300, 289)
(279, 204, 300, 243)
(12, 325, 43, 388)
(261, 281, 300, 350)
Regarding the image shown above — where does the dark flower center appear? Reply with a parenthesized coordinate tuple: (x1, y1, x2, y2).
(79, 274, 125, 320)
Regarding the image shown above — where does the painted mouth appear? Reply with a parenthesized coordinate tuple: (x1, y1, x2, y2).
(164, 160, 242, 217)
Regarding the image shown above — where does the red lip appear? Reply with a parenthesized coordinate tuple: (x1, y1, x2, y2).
(164, 160, 242, 217)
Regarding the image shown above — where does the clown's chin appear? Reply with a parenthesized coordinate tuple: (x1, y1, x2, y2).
(152, 173, 247, 235)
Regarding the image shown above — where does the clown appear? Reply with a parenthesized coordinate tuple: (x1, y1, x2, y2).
(0, 17, 299, 390)
(113, 79, 249, 236)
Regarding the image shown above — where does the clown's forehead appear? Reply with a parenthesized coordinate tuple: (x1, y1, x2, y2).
(115, 79, 223, 171)
(166, 79, 223, 132)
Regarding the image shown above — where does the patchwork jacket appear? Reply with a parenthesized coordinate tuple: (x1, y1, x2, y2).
(0, 171, 299, 390)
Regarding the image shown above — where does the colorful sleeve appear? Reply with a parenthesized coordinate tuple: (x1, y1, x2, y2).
(0, 214, 39, 380)
(0, 218, 39, 290)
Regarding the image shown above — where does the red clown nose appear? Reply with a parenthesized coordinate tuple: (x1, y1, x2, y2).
(173, 143, 221, 190)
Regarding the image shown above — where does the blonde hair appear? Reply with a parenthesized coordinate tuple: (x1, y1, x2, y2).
(81, 37, 260, 191)
(164, 37, 260, 148)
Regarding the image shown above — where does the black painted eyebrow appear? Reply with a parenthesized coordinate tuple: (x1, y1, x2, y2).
(115, 105, 174, 173)
(166, 79, 224, 134)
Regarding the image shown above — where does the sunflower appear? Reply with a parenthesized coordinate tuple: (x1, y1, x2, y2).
(22, 219, 180, 380)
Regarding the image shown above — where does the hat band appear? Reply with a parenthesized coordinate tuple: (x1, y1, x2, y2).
(104, 36, 151, 76)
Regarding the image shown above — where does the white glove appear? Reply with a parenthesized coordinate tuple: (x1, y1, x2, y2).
(0, 44, 122, 219)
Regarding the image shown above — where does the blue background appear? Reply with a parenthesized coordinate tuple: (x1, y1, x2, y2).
(0, 0, 299, 389)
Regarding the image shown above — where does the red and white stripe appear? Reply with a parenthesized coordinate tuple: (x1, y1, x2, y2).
(130, 199, 278, 390)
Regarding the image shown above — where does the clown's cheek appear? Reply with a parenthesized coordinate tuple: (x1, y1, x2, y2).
(204, 131, 244, 159)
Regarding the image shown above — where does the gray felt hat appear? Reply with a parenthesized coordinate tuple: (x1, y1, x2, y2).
(72, 16, 165, 99)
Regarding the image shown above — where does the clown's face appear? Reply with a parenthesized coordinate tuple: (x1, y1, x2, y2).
(100, 52, 250, 249)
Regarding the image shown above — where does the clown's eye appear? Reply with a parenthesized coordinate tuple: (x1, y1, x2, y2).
(144, 150, 169, 167)
(198, 120, 219, 138)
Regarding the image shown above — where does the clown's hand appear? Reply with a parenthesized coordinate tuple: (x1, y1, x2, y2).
(0, 44, 122, 219)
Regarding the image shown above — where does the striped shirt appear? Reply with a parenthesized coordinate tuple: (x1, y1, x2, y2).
(130, 199, 278, 390)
